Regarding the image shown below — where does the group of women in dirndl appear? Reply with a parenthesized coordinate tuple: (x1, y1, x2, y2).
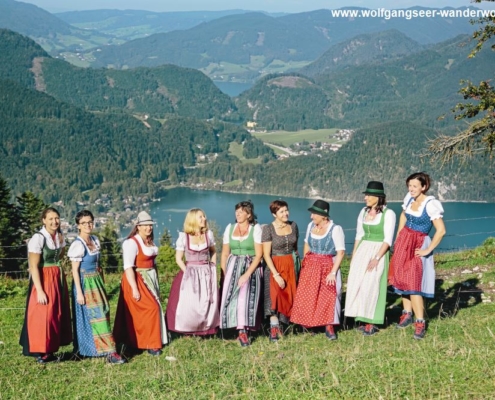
(19, 171, 446, 363)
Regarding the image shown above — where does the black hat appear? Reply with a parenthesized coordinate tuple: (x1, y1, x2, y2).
(363, 181, 386, 197)
(307, 199, 330, 217)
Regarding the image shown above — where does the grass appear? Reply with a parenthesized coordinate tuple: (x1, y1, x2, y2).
(1, 244, 495, 398)
(251, 129, 341, 147)
(228, 142, 262, 164)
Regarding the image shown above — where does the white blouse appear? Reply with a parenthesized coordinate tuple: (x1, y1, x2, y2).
(176, 230, 215, 251)
(355, 207, 397, 246)
(27, 227, 66, 253)
(402, 193, 444, 220)
(304, 221, 346, 251)
(223, 223, 262, 244)
(122, 234, 158, 271)
(67, 236, 101, 261)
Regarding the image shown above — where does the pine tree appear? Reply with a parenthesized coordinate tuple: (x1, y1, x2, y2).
(16, 191, 48, 242)
(0, 176, 21, 272)
(97, 222, 122, 272)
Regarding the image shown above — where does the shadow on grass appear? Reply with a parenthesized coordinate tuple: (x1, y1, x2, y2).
(426, 277, 483, 320)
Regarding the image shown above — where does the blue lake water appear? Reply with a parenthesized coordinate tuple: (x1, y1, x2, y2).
(213, 81, 254, 97)
(149, 188, 495, 253)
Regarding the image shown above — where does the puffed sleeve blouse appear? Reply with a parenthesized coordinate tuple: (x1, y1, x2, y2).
(355, 207, 397, 246)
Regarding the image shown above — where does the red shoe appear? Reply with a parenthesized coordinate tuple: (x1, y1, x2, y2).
(396, 310, 413, 328)
(107, 352, 127, 364)
(325, 325, 337, 340)
(413, 320, 426, 340)
(269, 325, 281, 342)
(363, 324, 379, 336)
(238, 330, 250, 347)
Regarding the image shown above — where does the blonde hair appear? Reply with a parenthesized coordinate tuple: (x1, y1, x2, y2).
(183, 208, 208, 235)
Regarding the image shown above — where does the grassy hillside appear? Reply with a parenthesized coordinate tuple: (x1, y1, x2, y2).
(1, 243, 494, 398)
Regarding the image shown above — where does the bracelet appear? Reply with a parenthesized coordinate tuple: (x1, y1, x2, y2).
(273, 272, 281, 277)
(375, 255, 380, 261)
(330, 272, 336, 275)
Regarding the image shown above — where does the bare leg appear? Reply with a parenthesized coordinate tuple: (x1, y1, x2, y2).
(402, 295, 412, 312)
(410, 295, 424, 320)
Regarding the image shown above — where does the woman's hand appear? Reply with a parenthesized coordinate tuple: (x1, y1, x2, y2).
(76, 292, 85, 305)
(415, 248, 430, 257)
(37, 290, 48, 305)
(273, 274, 286, 289)
(132, 288, 141, 301)
(237, 273, 250, 288)
(366, 258, 379, 272)
(325, 272, 336, 286)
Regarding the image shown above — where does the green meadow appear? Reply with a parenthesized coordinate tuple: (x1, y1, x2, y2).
(251, 129, 342, 147)
(1, 243, 495, 399)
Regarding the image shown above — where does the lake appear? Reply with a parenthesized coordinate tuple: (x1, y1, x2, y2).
(213, 81, 254, 97)
(149, 188, 495, 253)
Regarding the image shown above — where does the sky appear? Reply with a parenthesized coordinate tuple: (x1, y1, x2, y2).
(18, 0, 492, 14)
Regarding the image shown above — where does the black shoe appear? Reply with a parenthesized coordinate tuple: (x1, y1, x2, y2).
(36, 353, 57, 364)
(147, 348, 163, 356)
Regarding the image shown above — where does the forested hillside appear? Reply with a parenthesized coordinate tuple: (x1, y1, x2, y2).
(0, 30, 235, 120)
(0, 79, 256, 207)
(189, 121, 495, 201)
(236, 34, 495, 131)
(55, 9, 253, 40)
(300, 30, 424, 77)
(235, 74, 334, 130)
(0, 0, 116, 52)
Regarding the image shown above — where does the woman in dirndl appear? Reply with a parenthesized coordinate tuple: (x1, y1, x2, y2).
(20, 207, 72, 364)
(344, 182, 396, 336)
(166, 208, 219, 336)
(113, 211, 168, 355)
(68, 210, 125, 364)
(220, 201, 263, 347)
(390, 172, 446, 339)
(291, 200, 345, 340)
(262, 199, 300, 342)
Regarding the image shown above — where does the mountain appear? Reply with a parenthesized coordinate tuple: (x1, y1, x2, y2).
(90, 12, 330, 70)
(279, 7, 477, 45)
(0, 29, 235, 120)
(55, 9, 256, 40)
(87, 7, 477, 82)
(0, 0, 118, 52)
(235, 34, 495, 131)
(300, 30, 424, 78)
(316, 34, 495, 129)
(235, 74, 334, 131)
(0, 78, 256, 207)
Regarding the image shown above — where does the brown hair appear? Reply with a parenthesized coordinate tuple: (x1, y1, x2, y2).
(365, 196, 387, 214)
(235, 200, 257, 225)
(406, 172, 431, 194)
(269, 200, 289, 215)
(41, 207, 63, 243)
(127, 225, 154, 246)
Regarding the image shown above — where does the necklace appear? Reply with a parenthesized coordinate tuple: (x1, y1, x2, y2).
(275, 221, 287, 229)
(314, 220, 329, 234)
(237, 223, 249, 237)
